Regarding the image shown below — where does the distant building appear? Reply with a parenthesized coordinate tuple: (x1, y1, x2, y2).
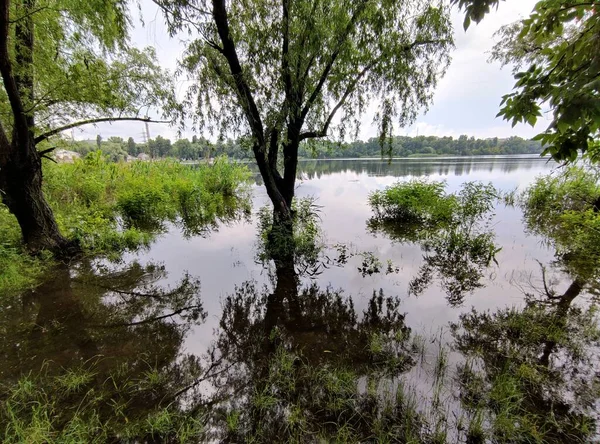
(137, 153, 151, 161)
(54, 149, 81, 163)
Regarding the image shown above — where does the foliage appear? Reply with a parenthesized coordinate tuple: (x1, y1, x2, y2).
(369, 181, 500, 304)
(451, 0, 503, 30)
(490, 1, 600, 163)
(0, 155, 251, 294)
(0, 0, 177, 139)
(70, 133, 544, 162)
(521, 164, 600, 281)
(168, 0, 453, 140)
(369, 180, 456, 229)
(0, 214, 50, 295)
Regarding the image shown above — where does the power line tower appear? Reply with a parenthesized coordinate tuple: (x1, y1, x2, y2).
(144, 116, 151, 142)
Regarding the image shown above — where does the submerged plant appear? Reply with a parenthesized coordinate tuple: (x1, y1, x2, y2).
(369, 180, 500, 305)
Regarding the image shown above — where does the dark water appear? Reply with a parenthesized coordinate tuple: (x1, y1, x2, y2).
(5, 155, 599, 441)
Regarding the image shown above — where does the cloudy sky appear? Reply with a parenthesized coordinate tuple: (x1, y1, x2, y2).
(75, 0, 545, 142)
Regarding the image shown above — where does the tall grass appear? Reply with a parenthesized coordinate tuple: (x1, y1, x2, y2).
(0, 154, 251, 295)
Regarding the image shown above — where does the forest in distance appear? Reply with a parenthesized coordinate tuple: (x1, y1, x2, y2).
(65, 134, 543, 162)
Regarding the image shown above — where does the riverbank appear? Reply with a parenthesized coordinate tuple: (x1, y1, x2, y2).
(0, 155, 251, 296)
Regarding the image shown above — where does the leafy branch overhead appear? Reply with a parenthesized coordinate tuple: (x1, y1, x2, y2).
(0, 0, 180, 148)
(490, 0, 600, 162)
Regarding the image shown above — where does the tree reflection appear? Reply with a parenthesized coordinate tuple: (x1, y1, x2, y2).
(0, 261, 209, 441)
(368, 181, 499, 305)
(452, 275, 599, 443)
(207, 217, 432, 442)
(451, 169, 600, 443)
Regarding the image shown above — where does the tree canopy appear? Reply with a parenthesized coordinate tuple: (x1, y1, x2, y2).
(489, 0, 599, 162)
(158, 0, 454, 218)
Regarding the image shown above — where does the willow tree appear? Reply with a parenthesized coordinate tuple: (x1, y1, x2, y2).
(0, 0, 176, 254)
(159, 0, 453, 221)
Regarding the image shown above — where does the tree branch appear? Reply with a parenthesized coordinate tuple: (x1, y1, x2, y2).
(299, 62, 375, 141)
(299, 39, 447, 141)
(34, 117, 170, 145)
(0, 121, 10, 166)
(211, 0, 264, 145)
(300, 0, 368, 120)
(282, 0, 292, 102)
(268, 127, 280, 172)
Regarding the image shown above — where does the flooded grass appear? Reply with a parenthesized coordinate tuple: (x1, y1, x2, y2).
(2, 158, 600, 442)
(0, 155, 251, 296)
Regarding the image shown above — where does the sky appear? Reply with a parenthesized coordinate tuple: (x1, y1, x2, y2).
(74, 0, 545, 143)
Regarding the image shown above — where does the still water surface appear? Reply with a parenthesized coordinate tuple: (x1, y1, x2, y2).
(8, 154, 595, 441)
(143, 155, 558, 354)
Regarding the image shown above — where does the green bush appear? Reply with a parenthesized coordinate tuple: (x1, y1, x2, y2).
(369, 180, 457, 226)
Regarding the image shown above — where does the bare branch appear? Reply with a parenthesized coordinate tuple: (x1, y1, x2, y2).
(34, 117, 170, 145)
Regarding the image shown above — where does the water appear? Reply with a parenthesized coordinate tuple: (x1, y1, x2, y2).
(6, 154, 597, 441)
(143, 156, 557, 349)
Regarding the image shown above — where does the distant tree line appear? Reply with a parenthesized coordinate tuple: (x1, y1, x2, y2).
(65, 134, 542, 162)
(299, 135, 543, 158)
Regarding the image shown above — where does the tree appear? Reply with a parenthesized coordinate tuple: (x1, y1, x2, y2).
(173, 138, 194, 159)
(96, 134, 103, 150)
(148, 135, 172, 158)
(127, 137, 138, 155)
(454, 0, 600, 163)
(160, 0, 453, 221)
(0, 0, 176, 254)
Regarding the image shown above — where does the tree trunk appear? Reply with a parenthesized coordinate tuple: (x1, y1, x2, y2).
(0, 143, 72, 255)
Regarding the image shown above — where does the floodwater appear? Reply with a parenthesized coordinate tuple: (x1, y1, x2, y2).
(4, 155, 599, 442)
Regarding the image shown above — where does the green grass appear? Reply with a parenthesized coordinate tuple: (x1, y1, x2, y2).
(0, 154, 251, 296)
(0, 363, 205, 443)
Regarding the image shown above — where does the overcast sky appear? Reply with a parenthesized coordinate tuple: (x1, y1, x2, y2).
(74, 0, 545, 142)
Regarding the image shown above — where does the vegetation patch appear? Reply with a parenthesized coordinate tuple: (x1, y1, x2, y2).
(369, 181, 500, 304)
(0, 154, 251, 295)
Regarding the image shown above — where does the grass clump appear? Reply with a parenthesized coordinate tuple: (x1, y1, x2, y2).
(256, 197, 324, 271)
(369, 180, 456, 229)
(0, 154, 251, 295)
(0, 364, 206, 443)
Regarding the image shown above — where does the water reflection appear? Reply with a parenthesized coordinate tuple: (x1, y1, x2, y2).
(210, 237, 427, 442)
(452, 272, 599, 443)
(368, 182, 500, 306)
(451, 178, 600, 443)
(0, 261, 208, 441)
(249, 156, 551, 185)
